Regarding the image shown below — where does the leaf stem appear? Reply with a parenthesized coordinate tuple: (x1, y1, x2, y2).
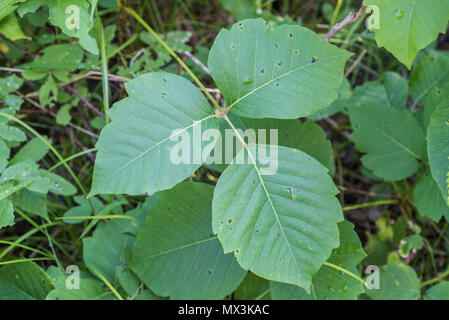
(88, 264, 124, 300)
(122, 6, 223, 113)
(48, 148, 97, 172)
(420, 267, 449, 288)
(343, 199, 398, 212)
(96, 14, 111, 123)
(325, 6, 366, 42)
(322, 261, 368, 287)
(57, 215, 136, 221)
(0, 257, 54, 266)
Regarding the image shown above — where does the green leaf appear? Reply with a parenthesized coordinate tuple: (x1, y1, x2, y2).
(365, 262, 420, 300)
(349, 72, 408, 110)
(45, 265, 111, 300)
(83, 217, 134, 286)
(0, 125, 26, 142)
(398, 234, 423, 258)
(424, 282, 449, 300)
(427, 102, 449, 204)
(364, 0, 449, 68)
(39, 170, 77, 196)
(218, 0, 258, 20)
(46, 278, 109, 300)
(348, 103, 426, 181)
(411, 54, 449, 127)
(206, 116, 335, 175)
(131, 182, 247, 300)
(0, 74, 23, 99)
(20, 43, 84, 79)
(234, 273, 271, 300)
(10, 136, 49, 165)
(47, 0, 98, 54)
(17, 0, 44, 17)
(270, 221, 366, 300)
(0, 197, 14, 229)
(310, 78, 353, 120)
(240, 118, 335, 175)
(414, 171, 449, 222)
(208, 18, 352, 119)
(12, 189, 48, 221)
(56, 104, 72, 125)
(212, 145, 343, 291)
(39, 75, 58, 108)
(0, 14, 29, 41)
(0, 261, 54, 300)
(0, 0, 25, 20)
(63, 196, 103, 224)
(90, 73, 219, 196)
(0, 139, 10, 172)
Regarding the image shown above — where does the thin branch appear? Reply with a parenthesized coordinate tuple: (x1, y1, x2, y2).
(184, 51, 210, 76)
(65, 86, 105, 118)
(345, 49, 367, 77)
(324, 6, 366, 42)
(0, 67, 23, 73)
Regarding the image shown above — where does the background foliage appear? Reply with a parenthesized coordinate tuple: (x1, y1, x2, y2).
(0, 0, 449, 300)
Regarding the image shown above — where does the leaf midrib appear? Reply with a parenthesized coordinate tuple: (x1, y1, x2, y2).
(137, 235, 218, 262)
(358, 112, 424, 161)
(94, 114, 217, 189)
(244, 145, 303, 281)
(227, 55, 342, 110)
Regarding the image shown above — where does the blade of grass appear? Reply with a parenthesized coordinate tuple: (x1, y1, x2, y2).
(88, 264, 124, 300)
(96, 14, 110, 123)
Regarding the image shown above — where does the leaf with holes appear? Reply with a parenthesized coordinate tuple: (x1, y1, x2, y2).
(89, 73, 219, 196)
(131, 182, 247, 299)
(270, 221, 366, 300)
(208, 18, 352, 119)
(212, 145, 343, 291)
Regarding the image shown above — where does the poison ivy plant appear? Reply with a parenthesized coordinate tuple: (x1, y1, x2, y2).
(212, 145, 343, 290)
(270, 221, 366, 300)
(208, 18, 351, 119)
(427, 102, 449, 204)
(310, 78, 352, 120)
(90, 18, 353, 294)
(364, 0, 449, 68)
(131, 182, 246, 299)
(0, 261, 54, 300)
(349, 72, 409, 110)
(4, 2, 449, 302)
(423, 282, 449, 300)
(365, 262, 420, 300)
(234, 273, 271, 300)
(414, 171, 449, 222)
(348, 103, 427, 181)
(89, 72, 219, 196)
(46, 266, 112, 300)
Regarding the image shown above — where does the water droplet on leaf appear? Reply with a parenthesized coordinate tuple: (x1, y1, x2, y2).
(395, 9, 404, 19)
(242, 77, 253, 85)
